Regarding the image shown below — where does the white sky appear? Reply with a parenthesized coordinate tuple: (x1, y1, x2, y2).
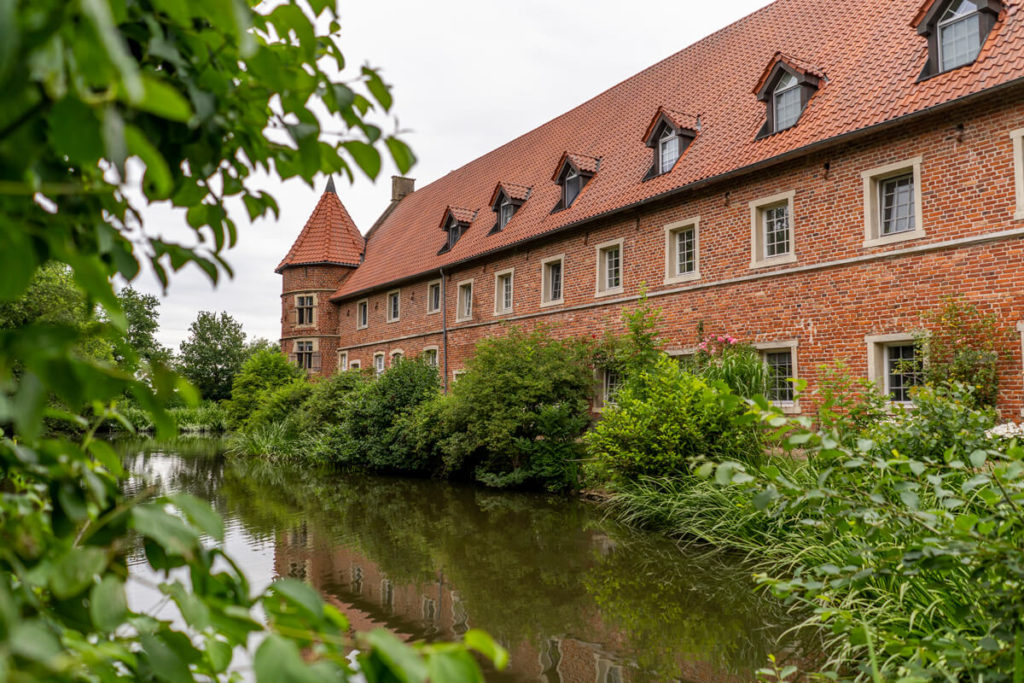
(134, 0, 773, 351)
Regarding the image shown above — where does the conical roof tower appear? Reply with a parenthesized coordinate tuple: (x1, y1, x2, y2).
(276, 176, 364, 272)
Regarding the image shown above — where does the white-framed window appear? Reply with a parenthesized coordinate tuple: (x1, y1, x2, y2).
(659, 127, 679, 174)
(595, 239, 624, 296)
(600, 367, 623, 408)
(753, 340, 799, 413)
(356, 299, 369, 329)
(1011, 128, 1024, 221)
(540, 255, 565, 306)
(390, 349, 404, 363)
(422, 346, 439, 368)
(938, 0, 983, 72)
(295, 294, 316, 326)
(866, 334, 923, 403)
(664, 218, 700, 284)
(773, 72, 802, 131)
(349, 360, 361, 370)
(452, 370, 466, 383)
(386, 289, 401, 323)
(563, 167, 582, 208)
(427, 280, 442, 314)
(862, 157, 924, 247)
(499, 197, 514, 229)
(338, 351, 348, 372)
(373, 352, 385, 376)
(494, 268, 514, 315)
(456, 280, 473, 322)
(749, 191, 797, 268)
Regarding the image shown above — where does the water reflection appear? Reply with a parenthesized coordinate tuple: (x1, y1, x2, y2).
(121, 439, 811, 681)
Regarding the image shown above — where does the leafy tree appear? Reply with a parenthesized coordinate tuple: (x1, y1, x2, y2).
(226, 348, 303, 430)
(245, 336, 280, 358)
(115, 286, 171, 372)
(178, 311, 247, 401)
(0, 0, 501, 680)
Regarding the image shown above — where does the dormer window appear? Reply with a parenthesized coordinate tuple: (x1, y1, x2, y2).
(488, 182, 530, 233)
(551, 153, 598, 212)
(641, 108, 697, 180)
(773, 73, 801, 131)
(437, 207, 475, 254)
(754, 55, 823, 138)
(915, 0, 1001, 78)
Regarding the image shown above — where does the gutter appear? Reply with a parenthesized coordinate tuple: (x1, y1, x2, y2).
(328, 76, 1024, 302)
(440, 267, 449, 392)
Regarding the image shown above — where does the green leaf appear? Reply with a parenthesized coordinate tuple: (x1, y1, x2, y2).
(205, 635, 233, 673)
(385, 137, 417, 174)
(969, 450, 988, 468)
(0, 230, 38, 299)
(81, 0, 142, 101)
(694, 462, 715, 479)
(427, 650, 484, 683)
(91, 575, 128, 633)
(954, 513, 979, 532)
(363, 629, 428, 683)
(48, 98, 104, 165)
(136, 76, 193, 122)
(254, 634, 321, 683)
(170, 492, 224, 541)
(126, 125, 173, 199)
(464, 629, 508, 670)
(342, 140, 381, 179)
(50, 546, 108, 599)
(268, 578, 323, 619)
(102, 105, 127, 177)
(132, 504, 200, 557)
(362, 67, 392, 111)
(140, 633, 192, 683)
(9, 620, 62, 664)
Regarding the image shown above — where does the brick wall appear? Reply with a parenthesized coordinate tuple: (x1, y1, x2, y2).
(296, 91, 1024, 416)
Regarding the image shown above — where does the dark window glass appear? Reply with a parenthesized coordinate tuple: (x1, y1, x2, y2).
(563, 169, 581, 207)
(766, 351, 794, 403)
(886, 344, 922, 402)
(763, 204, 790, 257)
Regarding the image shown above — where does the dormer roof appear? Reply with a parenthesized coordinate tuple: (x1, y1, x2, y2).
(552, 152, 600, 182)
(439, 206, 477, 230)
(276, 178, 364, 273)
(642, 107, 700, 146)
(754, 52, 825, 100)
(489, 182, 532, 207)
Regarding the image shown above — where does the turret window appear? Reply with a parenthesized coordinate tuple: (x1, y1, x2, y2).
(296, 295, 315, 326)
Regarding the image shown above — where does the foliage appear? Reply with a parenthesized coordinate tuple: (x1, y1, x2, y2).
(115, 286, 171, 374)
(814, 361, 889, 443)
(593, 291, 665, 378)
(611, 381, 1023, 680)
(331, 357, 442, 472)
(585, 354, 762, 483)
(248, 379, 314, 434)
(0, 0, 500, 678)
(292, 370, 366, 434)
(916, 298, 1002, 407)
(438, 327, 593, 491)
(686, 333, 770, 399)
(225, 348, 303, 430)
(178, 311, 248, 401)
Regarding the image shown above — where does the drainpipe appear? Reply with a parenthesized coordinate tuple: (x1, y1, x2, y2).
(440, 267, 449, 392)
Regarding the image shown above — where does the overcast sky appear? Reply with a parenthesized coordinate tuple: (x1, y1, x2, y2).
(134, 0, 773, 350)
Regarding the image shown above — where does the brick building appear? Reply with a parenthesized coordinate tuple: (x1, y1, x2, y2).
(279, 0, 1024, 416)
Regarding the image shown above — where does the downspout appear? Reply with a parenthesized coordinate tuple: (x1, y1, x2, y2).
(440, 267, 449, 392)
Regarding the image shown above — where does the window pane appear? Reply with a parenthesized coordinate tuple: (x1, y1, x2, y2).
(886, 344, 921, 402)
(940, 13, 981, 71)
(659, 136, 679, 174)
(765, 351, 794, 403)
(603, 369, 622, 406)
(500, 201, 514, 228)
(763, 204, 790, 258)
(503, 275, 513, 310)
(880, 174, 915, 235)
(604, 247, 621, 289)
(675, 227, 695, 275)
(564, 174, 581, 206)
(773, 81, 802, 130)
(547, 262, 562, 301)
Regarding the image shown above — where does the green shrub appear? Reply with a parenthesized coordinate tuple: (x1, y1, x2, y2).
(685, 335, 769, 399)
(248, 380, 313, 434)
(585, 354, 761, 483)
(293, 370, 366, 434)
(438, 327, 594, 491)
(225, 349, 303, 430)
(331, 357, 441, 472)
(917, 298, 1003, 407)
(171, 401, 227, 433)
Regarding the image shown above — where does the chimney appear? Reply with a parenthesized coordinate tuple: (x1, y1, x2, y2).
(391, 176, 415, 202)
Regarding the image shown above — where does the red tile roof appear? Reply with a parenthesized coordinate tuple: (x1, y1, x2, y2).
(491, 181, 533, 205)
(331, 0, 1022, 300)
(753, 51, 828, 94)
(277, 181, 364, 272)
(441, 206, 477, 228)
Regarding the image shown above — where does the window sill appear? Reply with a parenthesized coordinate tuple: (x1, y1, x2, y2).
(356, 325, 368, 331)
(426, 309, 441, 315)
(663, 271, 700, 286)
(862, 228, 926, 249)
(494, 308, 514, 317)
(454, 316, 473, 323)
(540, 299, 564, 308)
(386, 318, 400, 324)
(294, 324, 316, 329)
(749, 253, 797, 270)
(594, 287, 624, 298)
(773, 401, 801, 415)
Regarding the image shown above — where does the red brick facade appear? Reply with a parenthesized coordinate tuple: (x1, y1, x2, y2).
(281, 89, 1024, 417)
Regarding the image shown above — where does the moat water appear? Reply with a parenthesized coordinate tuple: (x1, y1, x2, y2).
(120, 438, 810, 682)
